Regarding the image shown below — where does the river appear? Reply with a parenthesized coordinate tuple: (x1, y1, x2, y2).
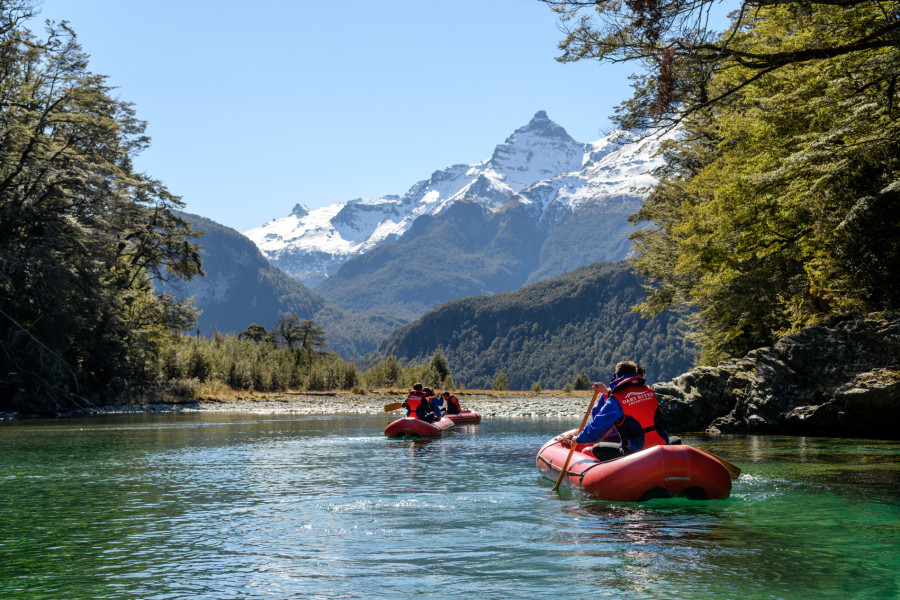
(1, 413, 897, 599)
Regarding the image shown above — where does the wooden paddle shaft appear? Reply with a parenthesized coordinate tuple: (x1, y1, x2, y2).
(551, 388, 600, 491)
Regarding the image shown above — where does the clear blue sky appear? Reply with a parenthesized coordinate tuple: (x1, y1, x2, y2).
(31, 0, 638, 232)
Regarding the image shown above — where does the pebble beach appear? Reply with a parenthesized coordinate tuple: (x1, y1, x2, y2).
(94, 391, 593, 419)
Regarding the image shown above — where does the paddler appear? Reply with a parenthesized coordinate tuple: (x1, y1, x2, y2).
(442, 391, 461, 414)
(559, 361, 680, 460)
(402, 383, 436, 422)
(424, 387, 443, 419)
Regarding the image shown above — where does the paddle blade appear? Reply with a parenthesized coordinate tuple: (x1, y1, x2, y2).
(384, 402, 403, 412)
(705, 451, 741, 480)
(551, 443, 577, 491)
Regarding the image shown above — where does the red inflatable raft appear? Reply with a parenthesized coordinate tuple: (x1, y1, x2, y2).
(444, 410, 482, 424)
(536, 429, 732, 501)
(384, 416, 455, 439)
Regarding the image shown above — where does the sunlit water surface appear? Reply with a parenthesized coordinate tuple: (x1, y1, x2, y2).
(1, 413, 897, 600)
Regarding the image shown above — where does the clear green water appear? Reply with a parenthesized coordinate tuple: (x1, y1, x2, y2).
(1, 413, 897, 600)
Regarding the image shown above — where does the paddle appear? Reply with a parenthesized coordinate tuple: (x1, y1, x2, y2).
(384, 402, 403, 412)
(702, 450, 741, 479)
(552, 388, 601, 491)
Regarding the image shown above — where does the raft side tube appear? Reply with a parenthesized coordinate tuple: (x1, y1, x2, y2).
(536, 430, 732, 501)
(385, 416, 455, 439)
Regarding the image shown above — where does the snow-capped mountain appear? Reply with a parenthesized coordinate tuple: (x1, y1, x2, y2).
(244, 111, 668, 287)
(518, 130, 667, 223)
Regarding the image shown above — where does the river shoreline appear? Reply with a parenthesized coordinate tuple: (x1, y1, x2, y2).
(0, 391, 592, 420)
(89, 391, 590, 419)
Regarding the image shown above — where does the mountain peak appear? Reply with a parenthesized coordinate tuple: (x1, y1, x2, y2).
(487, 111, 585, 191)
(505, 110, 575, 143)
(244, 114, 667, 288)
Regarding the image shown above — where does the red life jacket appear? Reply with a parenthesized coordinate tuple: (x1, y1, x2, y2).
(405, 391, 428, 419)
(609, 381, 669, 450)
(445, 394, 461, 414)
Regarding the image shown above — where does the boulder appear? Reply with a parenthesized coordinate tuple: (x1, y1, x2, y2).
(656, 312, 900, 439)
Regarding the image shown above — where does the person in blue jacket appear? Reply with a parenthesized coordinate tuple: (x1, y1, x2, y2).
(560, 361, 680, 461)
(424, 387, 443, 419)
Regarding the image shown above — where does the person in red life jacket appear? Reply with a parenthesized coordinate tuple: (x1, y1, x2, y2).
(583, 364, 646, 443)
(424, 387, 443, 418)
(402, 383, 436, 422)
(559, 361, 680, 461)
(442, 391, 462, 414)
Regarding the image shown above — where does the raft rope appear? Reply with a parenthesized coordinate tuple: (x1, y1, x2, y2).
(539, 446, 607, 486)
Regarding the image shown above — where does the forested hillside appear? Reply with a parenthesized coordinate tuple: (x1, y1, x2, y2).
(374, 262, 695, 390)
(167, 213, 404, 358)
(316, 200, 544, 318)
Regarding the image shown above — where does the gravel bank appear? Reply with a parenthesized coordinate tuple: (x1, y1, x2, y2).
(94, 391, 593, 419)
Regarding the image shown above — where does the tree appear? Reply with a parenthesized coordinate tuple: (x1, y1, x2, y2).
(272, 314, 328, 366)
(296, 319, 328, 366)
(625, 5, 900, 362)
(573, 369, 591, 390)
(540, 1, 900, 128)
(271, 315, 302, 351)
(383, 355, 402, 386)
(429, 349, 451, 384)
(239, 323, 274, 345)
(539, 1, 900, 362)
(0, 5, 202, 411)
(493, 372, 509, 391)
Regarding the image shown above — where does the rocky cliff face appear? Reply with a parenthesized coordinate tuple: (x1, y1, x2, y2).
(656, 312, 900, 439)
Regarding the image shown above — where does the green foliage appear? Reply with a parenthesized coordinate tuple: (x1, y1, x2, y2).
(270, 315, 328, 367)
(572, 369, 591, 390)
(157, 333, 303, 392)
(430, 350, 450, 383)
(272, 315, 304, 351)
(0, 7, 202, 412)
(493, 372, 510, 391)
(542, 1, 900, 128)
(531, 382, 542, 393)
(375, 262, 695, 390)
(151, 331, 452, 396)
(627, 4, 900, 362)
(360, 354, 403, 388)
(239, 324, 274, 345)
(358, 353, 456, 392)
(306, 356, 358, 391)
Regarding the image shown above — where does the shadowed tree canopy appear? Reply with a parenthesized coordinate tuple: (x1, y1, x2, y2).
(0, 1, 203, 412)
(540, 0, 900, 362)
(541, 0, 900, 128)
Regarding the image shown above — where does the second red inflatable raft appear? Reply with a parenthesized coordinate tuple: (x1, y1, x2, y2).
(384, 416, 455, 439)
